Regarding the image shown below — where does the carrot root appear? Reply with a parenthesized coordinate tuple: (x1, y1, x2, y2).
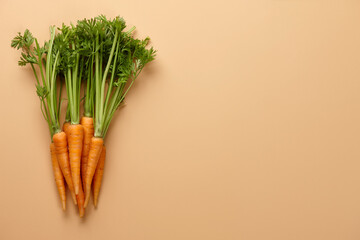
(93, 145, 106, 207)
(81, 117, 94, 193)
(50, 143, 66, 210)
(76, 179, 85, 218)
(84, 137, 103, 208)
(53, 131, 77, 205)
(68, 124, 84, 195)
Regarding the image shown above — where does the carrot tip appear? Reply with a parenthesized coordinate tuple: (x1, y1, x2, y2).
(62, 202, 66, 211)
(84, 195, 90, 208)
(71, 192, 78, 205)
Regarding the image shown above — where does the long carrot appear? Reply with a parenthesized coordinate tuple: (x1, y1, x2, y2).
(84, 137, 103, 208)
(92, 145, 106, 207)
(50, 143, 66, 210)
(58, 24, 85, 196)
(81, 117, 94, 191)
(53, 131, 77, 205)
(68, 124, 84, 195)
(76, 178, 85, 217)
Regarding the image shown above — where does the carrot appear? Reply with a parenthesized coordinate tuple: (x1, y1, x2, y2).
(93, 145, 106, 207)
(50, 143, 66, 210)
(84, 137, 103, 208)
(53, 131, 77, 205)
(76, 179, 85, 217)
(81, 117, 94, 191)
(63, 121, 70, 134)
(67, 124, 84, 195)
(59, 23, 85, 196)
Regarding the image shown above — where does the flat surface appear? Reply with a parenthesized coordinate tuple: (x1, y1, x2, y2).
(1, 0, 360, 239)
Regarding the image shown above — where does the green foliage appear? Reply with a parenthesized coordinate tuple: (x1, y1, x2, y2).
(11, 15, 156, 139)
(11, 27, 62, 138)
(36, 84, 48, 99)
(11, 29, 34, 50)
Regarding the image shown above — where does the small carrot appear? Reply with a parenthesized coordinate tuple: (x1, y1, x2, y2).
(84, 137, 103, 208)
(50, 143, 66, 210)
(68, 124, 84, 195)
(53, 131, 77, 205)
(93, 145, 106, 207)
(63, 121, 70, 134)
(76, 178, 85, 217)
(81, 117, 94, 191)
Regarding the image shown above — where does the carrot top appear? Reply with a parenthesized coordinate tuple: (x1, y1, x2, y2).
(75, 18, 97, 118)
(83, 16, 156, 138)
(11, 15, 156, 139)
(55, 24, 85, 125)
(11, 27, 63, 139)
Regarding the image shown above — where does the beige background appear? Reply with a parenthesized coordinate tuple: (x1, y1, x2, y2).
(1, 0, 360, 239)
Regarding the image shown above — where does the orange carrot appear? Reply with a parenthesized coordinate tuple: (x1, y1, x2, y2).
(53, 131, 77, 205)
(50, 143, 66, 210)
(76, 179, 85, 217)
(63, 121, 70, 134)
(81, 117, 94, 191)
(93, 145, 106, 207)
(67, 124, 84, 195)
(84, 137, 103, 208)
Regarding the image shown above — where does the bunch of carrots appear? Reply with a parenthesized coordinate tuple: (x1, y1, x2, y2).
(11, 15, 155, 217)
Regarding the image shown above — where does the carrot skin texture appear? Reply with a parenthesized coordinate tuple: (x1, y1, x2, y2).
(93, 145, 106, 207)
(76, 179, 85, 217)
(84, 137, 103, 208)
(81, 117, 94, 192)
(68, 124, 84, 195)
(50, 143, 66, 210)
(53, 131, 77, 205)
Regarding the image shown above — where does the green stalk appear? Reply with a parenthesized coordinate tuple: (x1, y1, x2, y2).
(30, 64, 39, 85)
(93, 30, 119, 138)
(102, 87, 121, 137)
(45, 27, 55, 90)
(57, 78, 63, 119)
(50, 52, 60, 132)
(102, 66, 143, 138)
(40, 100, 51, 136)
(35, 39, 46, 85)
(104, 38, 120, 113)
(76, 57, 84, 121)
(94, 34, 101, 137)
(70, 51, 80, 124)
(65, 103, 71, 122)
(84, 53, 94, 117)
(101, 29, 118, 101)
(66, 68, 73, 122)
